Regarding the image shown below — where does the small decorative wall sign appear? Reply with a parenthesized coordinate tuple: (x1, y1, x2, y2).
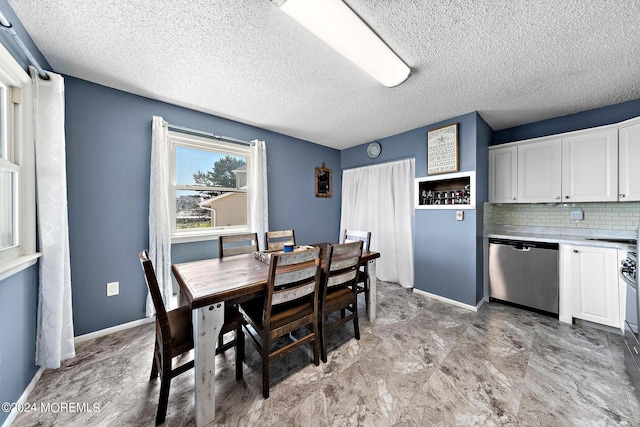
(427, 123, 459, 175)
(315, 165, 331, 198)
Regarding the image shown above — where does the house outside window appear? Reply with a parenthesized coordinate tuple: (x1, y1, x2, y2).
(170, 130, 251, 242)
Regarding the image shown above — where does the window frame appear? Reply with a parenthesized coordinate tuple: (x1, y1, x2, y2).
(0, 43, 38, 281)
(169, 130, 252, 243)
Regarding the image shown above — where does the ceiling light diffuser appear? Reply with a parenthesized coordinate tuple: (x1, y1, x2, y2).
(273, 0, 411, 87)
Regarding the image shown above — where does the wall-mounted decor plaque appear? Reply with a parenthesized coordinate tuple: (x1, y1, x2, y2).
(427, 123, 458, 175)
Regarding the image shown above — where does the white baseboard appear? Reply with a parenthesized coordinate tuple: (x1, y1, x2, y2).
(74, 316, 155, 344)
(2, 366, 45, 427)
(413, 288, 487, 312)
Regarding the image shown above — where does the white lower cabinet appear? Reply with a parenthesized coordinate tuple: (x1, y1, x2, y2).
(562, 244, 621, 328)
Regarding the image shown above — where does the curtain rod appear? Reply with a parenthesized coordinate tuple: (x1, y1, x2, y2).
(0, 11, 49, 80)
(166, 123, 251, 146)
(342, 155, 415, 170)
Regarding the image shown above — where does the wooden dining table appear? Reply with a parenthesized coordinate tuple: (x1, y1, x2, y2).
(171, 247, 380, 426)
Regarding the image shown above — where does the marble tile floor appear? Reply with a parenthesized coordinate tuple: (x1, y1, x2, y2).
(12, 281, 640, 426)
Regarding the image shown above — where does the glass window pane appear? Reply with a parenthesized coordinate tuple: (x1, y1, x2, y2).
(0, 168, 13, 249)
(176, 146, 247, 188)
(175, 189, 248, 229)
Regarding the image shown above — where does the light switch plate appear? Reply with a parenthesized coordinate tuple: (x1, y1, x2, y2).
(456, 211, 464, 221)
(570, 209, 583, 221)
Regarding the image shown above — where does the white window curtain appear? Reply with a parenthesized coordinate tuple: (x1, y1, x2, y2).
(249, 139, 268, 250)
(31, 67, 75, 368)
(147, 116, 173, 316)
(340, 158, 415, 288)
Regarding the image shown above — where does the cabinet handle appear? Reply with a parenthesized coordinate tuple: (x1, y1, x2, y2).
(573, 249, 579, 253)
(619, 194, 626, 198)
(513, 197, 516, 201)
(555, 196, 561, 200)
(565, 196, 570, 199)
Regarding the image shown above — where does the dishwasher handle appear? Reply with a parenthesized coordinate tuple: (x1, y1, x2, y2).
(489, 238, 559, 251)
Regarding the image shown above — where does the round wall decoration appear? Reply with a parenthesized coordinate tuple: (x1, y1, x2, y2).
(367, 142, 381, 158)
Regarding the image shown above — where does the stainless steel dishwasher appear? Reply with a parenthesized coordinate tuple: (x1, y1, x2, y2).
(488, 238, 559, 314)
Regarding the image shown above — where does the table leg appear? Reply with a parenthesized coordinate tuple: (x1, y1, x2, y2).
(192, 302, 224, 426)
(367, 260, 377, 321)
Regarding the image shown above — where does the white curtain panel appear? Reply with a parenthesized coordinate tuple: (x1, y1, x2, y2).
(31, 67, 75, 368)
(147, 116, 173, 316)
(249, 139, 268, 250)
(340, 158, 415, 288)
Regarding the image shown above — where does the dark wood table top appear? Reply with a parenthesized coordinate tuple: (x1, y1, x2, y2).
(172, 249, 380, 310)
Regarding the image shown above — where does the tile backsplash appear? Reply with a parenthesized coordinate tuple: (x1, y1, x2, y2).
(484, 202, 640, 231)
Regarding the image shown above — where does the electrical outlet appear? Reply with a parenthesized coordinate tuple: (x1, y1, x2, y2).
(106, 281, 119, 296)
(456, 211, 464, 221)
(570, 209, 584, 221)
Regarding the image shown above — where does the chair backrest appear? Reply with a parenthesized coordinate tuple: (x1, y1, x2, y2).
(139, 250, 170, 336)
(265, 229, 296, 251)
(322, 241, 363, 295)
(219, 233, 259, 258)
(264, 247, 321, 327)
(341, 229, 371, 252)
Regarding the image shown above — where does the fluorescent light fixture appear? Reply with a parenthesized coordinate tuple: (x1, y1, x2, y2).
(273, 0, 411, 87)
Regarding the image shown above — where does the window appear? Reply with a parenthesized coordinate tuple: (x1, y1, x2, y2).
(170, 130, 251, 241)
(0, 44, 37, 278)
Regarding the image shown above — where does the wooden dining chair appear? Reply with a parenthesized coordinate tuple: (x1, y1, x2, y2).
(139, 250, 245, 425)
(341, 229, 372, 312)
(240, 247, 322, 398)
(264, 229, 296, 251)
(319, 240, 363, 363)
(218, 232, 259, 257)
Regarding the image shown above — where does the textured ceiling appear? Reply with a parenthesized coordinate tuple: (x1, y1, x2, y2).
(8, 0, 640, 149)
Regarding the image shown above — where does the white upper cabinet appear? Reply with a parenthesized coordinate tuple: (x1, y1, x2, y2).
(489, 146, 517, 203)
(489, 115, 640, 204)
(517, 138, 562, 203)
(619, 122, 640, 201)
(561, 129, 618, 202)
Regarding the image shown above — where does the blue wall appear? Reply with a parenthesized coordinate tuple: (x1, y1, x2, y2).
(493, 98, 640, 145)
(64, 76, 342, 336)
(341, 112, 490, 306)
(0, 266, 39, 424)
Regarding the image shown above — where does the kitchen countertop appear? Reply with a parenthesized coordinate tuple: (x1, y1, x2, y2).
(484, 225, 637, 250)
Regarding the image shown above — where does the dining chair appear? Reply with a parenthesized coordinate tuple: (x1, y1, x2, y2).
(319, 240, 363, 363)
(240, 247, 322, 398)
(139, 250, 245, 425)
(264, 229, 296, 251)
(341, 229, 372, 312)
(218, 232, 259, 257)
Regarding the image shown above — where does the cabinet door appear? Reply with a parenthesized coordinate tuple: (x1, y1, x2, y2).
(619, 122, 640, 201)
(570, 245, 619, 327)
(489, 146, 517, 203)
(562, 129, 618, 202)
(517, 138, 562, 203)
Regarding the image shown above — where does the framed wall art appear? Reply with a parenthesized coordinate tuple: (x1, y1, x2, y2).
(315, 166, 331, 198)
(427, 123, 459, 175)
